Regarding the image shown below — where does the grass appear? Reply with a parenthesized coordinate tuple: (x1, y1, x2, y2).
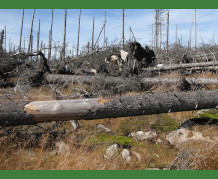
(87, 134, 135, 147)
(0, 72, 217, 170)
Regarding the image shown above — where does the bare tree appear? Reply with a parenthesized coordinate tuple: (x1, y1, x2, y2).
(48, 9, 54, 60)
(77, 9, 81, 56)
(37, 20, 40, 60)
(4, 26, 6, 52)
(195, 9, 197, 50)
(19, 9, 24, 52)
(166, 10, 169, 55)
(91, 17, 95, 50)
(62, 9, 67, 60)
(28, 9, 35, 53)
(122, 9, 125, 49)
(104, 9, 106, 49)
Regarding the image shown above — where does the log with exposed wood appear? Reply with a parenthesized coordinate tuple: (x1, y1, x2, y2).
(0, 90, 217, 127)
(143, 61, 218, 72)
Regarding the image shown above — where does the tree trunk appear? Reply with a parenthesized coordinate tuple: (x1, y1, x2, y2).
(144, 61, 218, 72)
(44, 74, 218, 86)
(0, 90, 217, 127)
(28, 9, 35, 53)
(19, 9, 24, 52)
(77, 9, 81, 57)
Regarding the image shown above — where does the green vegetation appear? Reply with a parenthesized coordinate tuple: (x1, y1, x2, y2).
(150, 114, 179, 132)
(87, 134, 135, 147)
(192, 109, 218, 124)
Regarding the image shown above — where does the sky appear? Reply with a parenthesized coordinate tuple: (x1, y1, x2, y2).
(0, 9, 218, 56)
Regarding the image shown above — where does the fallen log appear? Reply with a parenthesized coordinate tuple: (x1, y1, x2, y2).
(44, 74, 218, 86)
(44, 74, 138, 84)
(141, 77, 218, 86)
(143, 61, 218, 72)
(0, 90, 217, 127)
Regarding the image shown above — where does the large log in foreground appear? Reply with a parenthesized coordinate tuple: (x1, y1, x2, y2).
(0, 90, 218, 127)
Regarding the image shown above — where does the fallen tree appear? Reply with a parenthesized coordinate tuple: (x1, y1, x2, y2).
(44, 74, 218, 86)
(0, 90, 217, 127)
(143, 61, 218, 72)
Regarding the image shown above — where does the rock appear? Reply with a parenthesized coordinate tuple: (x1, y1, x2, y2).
(156, 139, 162, 144)
(180, 120, 196, 128)
(121, 148, 131, 163)
(133, 151, 141, 161)
(24, 150, 36, 159)
(70, 120, 83, 130)
(96, 124, 111, 132)
(55, 141, 70, 154)
(130, 131, 157, 141)
(145, 168, 160, 170)
(166, 128, 214, 146)
(104, 144, 118, 159)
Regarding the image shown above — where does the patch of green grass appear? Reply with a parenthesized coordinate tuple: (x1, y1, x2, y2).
(151, 114, 179, 132)
(192, 110, 218, 124)
(119, 115, 154, 136)
(193, 112, 218, 120)
(87, 134, 135, 147)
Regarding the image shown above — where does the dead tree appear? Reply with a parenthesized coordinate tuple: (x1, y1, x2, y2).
(195, 9, 197, 50)
(37, 20, 40, 57)
(91, 17, 95, 50)
(19, 9, 24, 52)
(44, 74, 218, 87)
(122, 9, 125, 49)
(94, 21, 107, 48)
(48, 9, 54, 60)
(77, 9, 81, 56)
(28, 9, 35, 53)
(0, 30, 4, 54)
(166, 10, 169, 55)
(0, 90, 217, 126)
(104, 9, 106, 49)
(143, 61, 218, 72)
(4, 26, 6, 52)
(62, 9, 67, 60)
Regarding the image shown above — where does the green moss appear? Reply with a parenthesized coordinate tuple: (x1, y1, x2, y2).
(119, 115, 154, 136)
(192, 110, 218, 124)
(193, 112, 218, 120)
(87, 134, 135, 147)
(151, 114, 179, 132)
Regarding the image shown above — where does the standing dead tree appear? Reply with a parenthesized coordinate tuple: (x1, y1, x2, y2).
(48, 9, 54, 60)
(122, 9, 125, 49)
(19, 9, 24, 52)
(77, 9, 81, 56)
(28, 9, 35, 53)
(166, 10, 169, 56)
(62, 9, 67, 60)
(0, 30, 4, 54)
(92, 17, 95, 50)
(0, 90, 217, 127)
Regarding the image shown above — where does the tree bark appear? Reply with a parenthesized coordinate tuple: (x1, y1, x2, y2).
(44, 74, 218, 86)
(144, 61, 218, 72)
(0, 90, 217, 127)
